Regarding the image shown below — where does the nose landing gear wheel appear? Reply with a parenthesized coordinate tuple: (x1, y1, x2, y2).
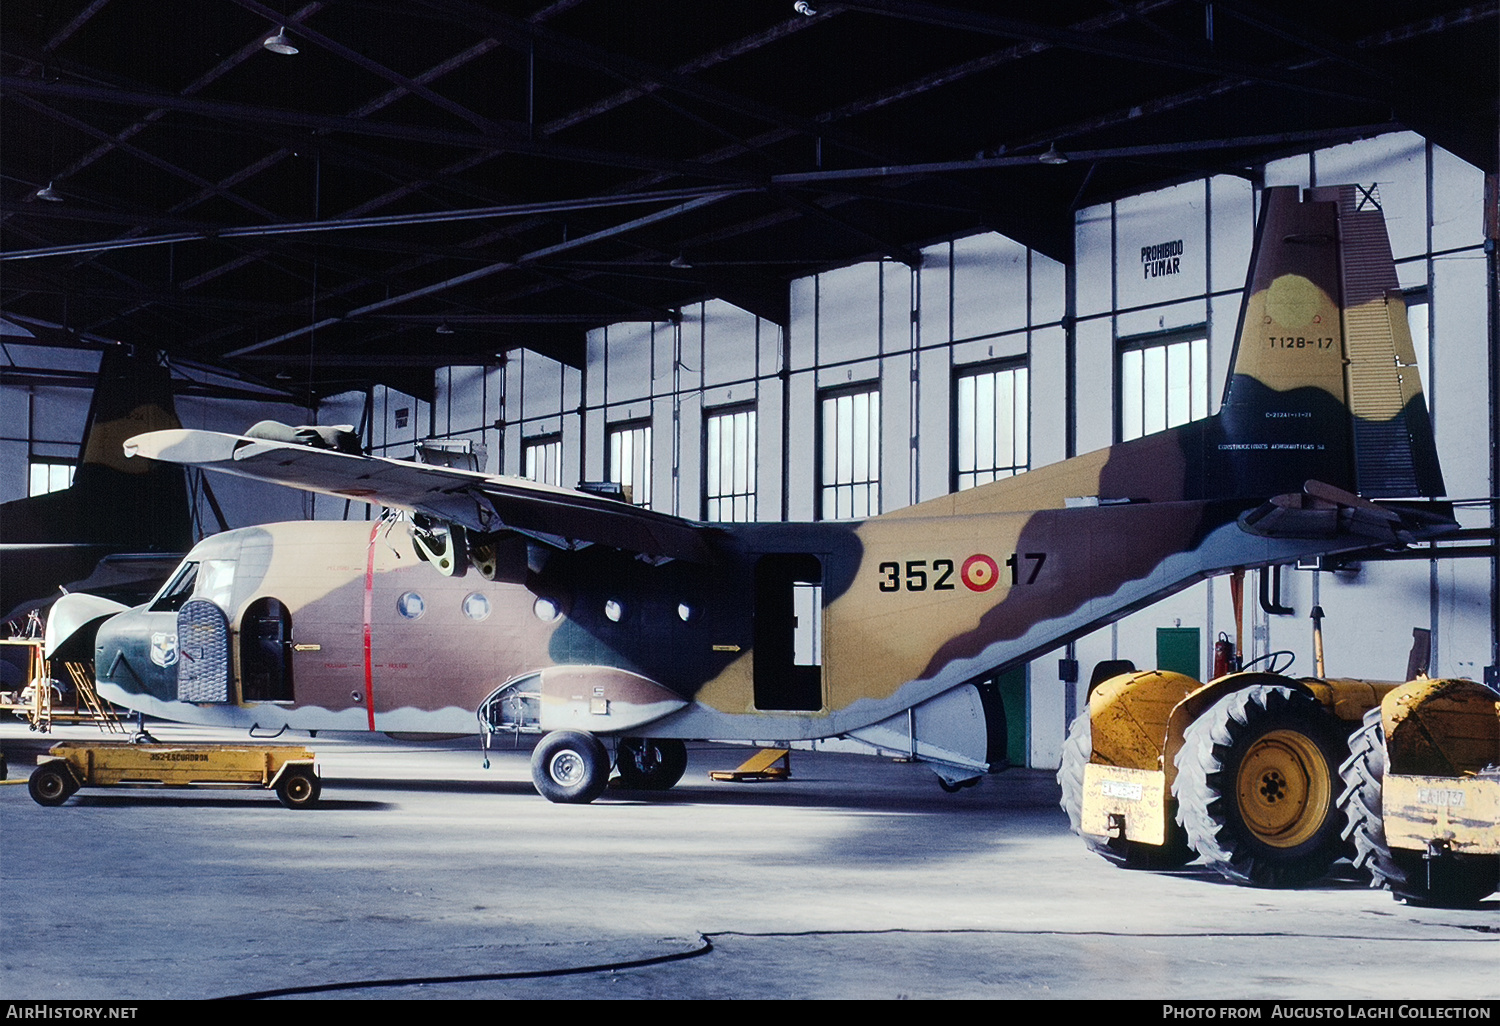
(531, 730, 610, 803)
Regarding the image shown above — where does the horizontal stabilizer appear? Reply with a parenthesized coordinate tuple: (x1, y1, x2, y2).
(1239, 480, 1456, 545)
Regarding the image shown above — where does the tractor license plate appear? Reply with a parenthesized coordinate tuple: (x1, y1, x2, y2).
(1384, 773, 1499, 855)
(1083, 764, 1166, 846)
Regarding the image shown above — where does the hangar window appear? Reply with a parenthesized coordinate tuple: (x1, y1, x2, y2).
(953, 361, 1029, 491)
(1117, 328, 1208, 441)
(27, 460, 74, 496)
(523, 434, 562, 486)
(1404, 287, 1429, 376)
(703, 404, 756, 522)
(818, 385, 880, 520)
(608, 420, 653, 509)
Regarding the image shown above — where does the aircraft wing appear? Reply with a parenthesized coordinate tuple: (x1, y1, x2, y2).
(124, 429, 714, 563)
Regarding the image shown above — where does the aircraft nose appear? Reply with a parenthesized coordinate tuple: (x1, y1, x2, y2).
(91, 608, 160, 698)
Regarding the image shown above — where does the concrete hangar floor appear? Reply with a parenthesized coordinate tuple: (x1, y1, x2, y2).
(1, 720, 1494, 1002)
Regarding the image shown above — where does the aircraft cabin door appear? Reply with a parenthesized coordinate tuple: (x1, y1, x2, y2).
(240, 597, 294, 702)
(753, 554, 823, 711)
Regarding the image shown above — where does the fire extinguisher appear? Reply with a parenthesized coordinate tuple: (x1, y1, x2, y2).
(1213, 632, 1238, 678)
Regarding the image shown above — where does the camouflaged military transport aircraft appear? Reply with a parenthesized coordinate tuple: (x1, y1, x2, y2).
(61, 184, 1457, 803)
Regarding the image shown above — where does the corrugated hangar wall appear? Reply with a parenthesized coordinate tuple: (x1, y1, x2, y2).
(1, 131, 1489, 769)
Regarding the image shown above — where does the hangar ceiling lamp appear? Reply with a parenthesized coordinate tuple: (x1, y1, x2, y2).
(435, 322, 455, 335)
(1038, 144, 1069, 165)
(669, 254, 692, 269)
(34, 182, 64, 202)
(263, 27, 299, 55)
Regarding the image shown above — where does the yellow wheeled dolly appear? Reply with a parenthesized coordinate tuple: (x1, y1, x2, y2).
(28, 741, 321, 809)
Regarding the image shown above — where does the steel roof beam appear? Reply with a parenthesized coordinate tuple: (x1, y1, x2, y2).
(831, 0, 1384, 102)
(0, 77, 760, 183)
(221, 193, 730, 358)
(227, 0, 523, 138)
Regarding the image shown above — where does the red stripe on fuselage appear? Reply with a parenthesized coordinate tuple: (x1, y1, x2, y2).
(363, 521, 378, 731)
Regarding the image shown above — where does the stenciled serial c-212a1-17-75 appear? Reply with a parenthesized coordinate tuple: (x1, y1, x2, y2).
(54, 184, 1457, 804)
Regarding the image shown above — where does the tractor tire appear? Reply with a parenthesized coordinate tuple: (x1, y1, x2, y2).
(1174, 684, 1347, 887)
(274, 767, 322, 809)
(1340, 708, 1498, 907)
(615, 737, 688, 791)
(1339, 709, 1403, 888)
(1059, 709, 1194, 870)
(531, 730, 610, 804)
(28, 762, 77, 807)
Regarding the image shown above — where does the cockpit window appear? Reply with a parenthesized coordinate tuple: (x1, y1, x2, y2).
(197, 559, 237, 610)
(149, 561, 199, 613)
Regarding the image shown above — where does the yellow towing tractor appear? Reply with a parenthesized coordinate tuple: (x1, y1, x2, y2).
(27, 741, 322, 810)
(1059, 641, 1499, 906)
(1341, 677, 1500, 907)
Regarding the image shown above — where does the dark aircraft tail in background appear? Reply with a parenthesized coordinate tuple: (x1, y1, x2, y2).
(0, 345, 192, 625)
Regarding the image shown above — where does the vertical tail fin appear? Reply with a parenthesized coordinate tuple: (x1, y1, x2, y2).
(0, 346, 192, 618)
(1309, 185, 1444, 498)
(1213, 185, 1444, 500)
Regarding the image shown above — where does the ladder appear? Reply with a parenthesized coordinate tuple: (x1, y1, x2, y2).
(63, 661, 126, 734)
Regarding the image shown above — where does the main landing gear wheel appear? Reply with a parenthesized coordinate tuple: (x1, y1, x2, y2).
(1058, 709, 1194, 870)
(614, 737, 688, 791)
(1339, 709, 1498, 907)
(532, 730, 610, 804)
(274, 767, 322, 809)
(1175, 684, 1347, 888)
(28, 762, 77, 807)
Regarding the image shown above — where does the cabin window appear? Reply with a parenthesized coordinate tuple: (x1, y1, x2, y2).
(703, 404, 756, 522)
(462, 593, 491, 621)
(607, 420, 653, 509)
(27, 459, 74, 496)
(953, 360, 1029, 491)
(523, 434, 562, 486)
(818, 385, 880, 520)
(1117, 327, 1209, 441)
